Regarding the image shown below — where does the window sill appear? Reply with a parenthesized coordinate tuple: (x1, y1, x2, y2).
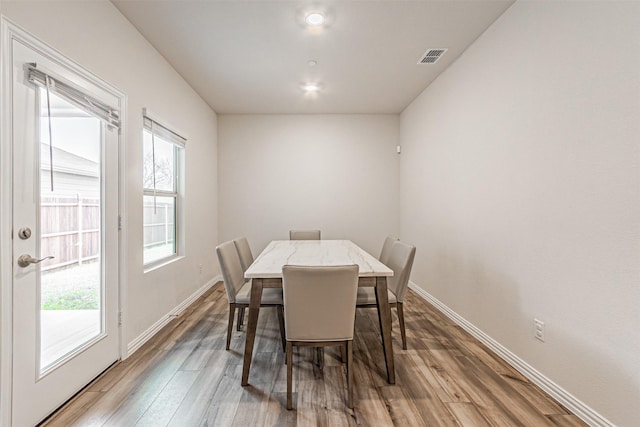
(144, 255, 184, 274)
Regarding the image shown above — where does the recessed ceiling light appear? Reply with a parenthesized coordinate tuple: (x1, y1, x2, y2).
(303, 83, 321, 93)
(305, 12, 325, 26)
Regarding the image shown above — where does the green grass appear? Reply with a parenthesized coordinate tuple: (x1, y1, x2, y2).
(41, 288, 99, 310)
(41, 262, 100, 310)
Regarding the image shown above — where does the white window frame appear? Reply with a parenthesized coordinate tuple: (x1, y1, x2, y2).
(142, 110, 186, 269)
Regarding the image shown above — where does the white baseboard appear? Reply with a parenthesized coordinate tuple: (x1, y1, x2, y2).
(408, 282, 614, 427)
(126, 276, 221, 357)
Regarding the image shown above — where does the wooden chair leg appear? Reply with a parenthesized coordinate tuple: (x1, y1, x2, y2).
(346, 340, 354, 409)
(397, 302, 407, 350)
(237, 307, 245, 330)
(236, 306, 244, 331)
(339, 344, 346, 363)
(286, 342, 293, 410)
(277, 306, 286, 352)
(226, 304, 236, 350)
(316, 348, 324, 370)
(343, 342, 349, 378)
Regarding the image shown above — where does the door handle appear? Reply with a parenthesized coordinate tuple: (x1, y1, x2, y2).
(17, 254, 54, 268)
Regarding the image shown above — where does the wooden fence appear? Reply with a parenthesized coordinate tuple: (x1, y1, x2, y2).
(41, 196, 100, 272)
(40, 196, 175, 272)
(143, 199, 175, 250)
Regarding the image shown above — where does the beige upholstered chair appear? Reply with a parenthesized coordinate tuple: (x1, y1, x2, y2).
(282, 265, 359, 410)
(379, 235, 399, 265)
(289, 229, 321, 240)
(357, 240, 416, 350)
(232, 237, 254, 329)
(233, 237, 254, 276)
(216, 240, 285, 351)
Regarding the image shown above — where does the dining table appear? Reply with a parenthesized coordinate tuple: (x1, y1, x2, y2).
(242, 239, 395, 385)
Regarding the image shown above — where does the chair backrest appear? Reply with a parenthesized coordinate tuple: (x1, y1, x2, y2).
(386, 241, 416, 302)
(282, 265, 358, 342)
(379, 235, 399, 265)
(233, 237, 254, 273)
(216, 240, 246, 303)
(289, 230, 321, 240)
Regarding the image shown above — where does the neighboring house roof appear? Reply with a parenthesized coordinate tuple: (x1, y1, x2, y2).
(40, 143, 99, 177)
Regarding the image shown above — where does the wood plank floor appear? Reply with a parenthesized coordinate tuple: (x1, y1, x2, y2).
(42, 283, 586, 426)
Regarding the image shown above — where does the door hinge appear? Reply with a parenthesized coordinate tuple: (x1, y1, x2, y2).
(118, 215, 122, 231)
(118, 311, 123, 326)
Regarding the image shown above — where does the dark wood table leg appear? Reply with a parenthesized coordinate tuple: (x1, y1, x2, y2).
(241, 278, 263, 386)
(375, 276, 395, 384)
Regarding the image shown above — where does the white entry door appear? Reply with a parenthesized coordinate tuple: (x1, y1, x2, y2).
(8, 34, 121, 426)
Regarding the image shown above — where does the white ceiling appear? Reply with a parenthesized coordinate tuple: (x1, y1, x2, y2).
(112, 0, 514, 114)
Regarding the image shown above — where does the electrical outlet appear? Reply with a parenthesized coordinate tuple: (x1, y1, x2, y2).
(198, 264, 203, 275)
(534, 318, 545, 342)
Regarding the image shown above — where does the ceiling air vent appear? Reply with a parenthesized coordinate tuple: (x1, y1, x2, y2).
(418, 48, 447, 64)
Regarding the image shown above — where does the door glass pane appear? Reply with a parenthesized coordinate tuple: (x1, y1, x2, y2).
(39, 89, 103, 372)
(143, 195, 176, 264)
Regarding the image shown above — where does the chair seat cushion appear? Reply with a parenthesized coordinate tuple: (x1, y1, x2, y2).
(356, 287, 396, 305)
(236, 280, 284, 305)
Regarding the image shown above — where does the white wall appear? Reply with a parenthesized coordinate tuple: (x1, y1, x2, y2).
(0, 1, 219, 347)
(400, 1, 640, 425)
(218, 114, 399, 256)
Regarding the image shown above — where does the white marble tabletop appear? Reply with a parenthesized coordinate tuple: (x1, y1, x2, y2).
(245, 240, 393, 279)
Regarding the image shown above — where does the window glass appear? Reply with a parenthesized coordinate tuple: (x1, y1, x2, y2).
(143, 131, 175, 192)
(143, 124, 182, 266)
(143, 195, 176, 264)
